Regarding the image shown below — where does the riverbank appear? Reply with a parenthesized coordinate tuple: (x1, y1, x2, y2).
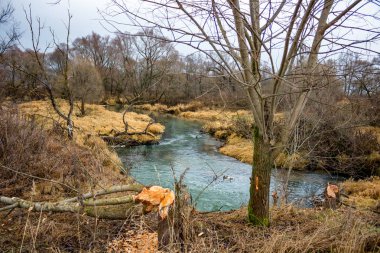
(136, 102, 380, 176)
(108, 203, 379, 252)
(0, 103, 137, 251)
(19, 100, 165, 145)
(1, 101, 379, 252)
(136, 103, 311, 169)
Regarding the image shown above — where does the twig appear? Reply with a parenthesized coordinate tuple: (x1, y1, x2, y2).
(193, 164, 230, 205)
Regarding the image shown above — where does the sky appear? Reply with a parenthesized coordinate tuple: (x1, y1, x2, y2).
(13, 0, 112, 50)
(11, 0, 380, 62)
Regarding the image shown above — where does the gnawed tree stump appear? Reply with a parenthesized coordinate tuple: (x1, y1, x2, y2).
(133, 186, 176, 248)
(324, 183, 340, 209)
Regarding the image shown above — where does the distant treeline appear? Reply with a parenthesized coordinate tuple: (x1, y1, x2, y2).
(1, 30, 378, 108)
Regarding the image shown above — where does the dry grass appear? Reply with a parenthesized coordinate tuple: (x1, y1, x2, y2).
(357, 126, 380, 144)
(16, 100, 166, 186)
(0, 209, 150, 252)
(137, 103, 169, 112)
(219, 134, 254, 164)
(0, 105, 154, 252)
(275, 152, 310, 170)
(136, 101, 203, 114)
(180, 109, 251, 122)
(187, 206, 380, 253)
(0, 106, 130, 200)
(19, 99, 165, 135)
(108, 230, 158, 253)
(105, 205, 379, 253)
(19, 99, 165, 144)
(342, 177, 380, 210)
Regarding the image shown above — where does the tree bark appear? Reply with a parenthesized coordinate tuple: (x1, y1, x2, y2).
(248, 126, 272, 226)
(0, 196, 142, 219)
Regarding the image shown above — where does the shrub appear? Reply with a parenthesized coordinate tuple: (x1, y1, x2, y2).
(0, 106, 125, 199)
(230, 114, 254, 139)
(306, 122, 380, 177)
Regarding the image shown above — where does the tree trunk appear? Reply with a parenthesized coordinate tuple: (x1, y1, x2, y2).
(67, 118, 74, 140)
(248, 126, 272, 226)
(80, 97, 86, 116)
(0, 196, 142, 219)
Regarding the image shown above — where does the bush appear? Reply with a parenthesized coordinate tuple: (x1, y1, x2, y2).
(306, 122, 380, 177)
(0, 106, 125, 199)
(231, 114, 254, 139)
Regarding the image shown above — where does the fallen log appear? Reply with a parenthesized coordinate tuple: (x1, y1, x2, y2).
(0, 184, 145, 219)
(62, 183, 144, 203)
(0, 196, 143, 219)
(0, 184, 177, 221)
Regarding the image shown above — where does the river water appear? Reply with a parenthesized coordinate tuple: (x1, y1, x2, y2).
(116, 113, 342, 211)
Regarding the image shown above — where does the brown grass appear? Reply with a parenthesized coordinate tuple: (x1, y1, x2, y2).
(219, 134, 254, 164)
(275, 152, 310, 170)
(0, 106, 130, 200)
(0, 105, 150, 252)
(357, 126, 380, 143)
(189, 206, 379, 253)
(342, 177, 380, 210)
(136, 101, 203, 114)
(137, 103, 169, 112)
(19, 100, 164, 140)
(0, 209, 152, 252)
(109, 204, 379, 253)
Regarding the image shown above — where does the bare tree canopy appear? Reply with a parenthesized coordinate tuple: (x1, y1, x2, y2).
(0, 1, 18, 56)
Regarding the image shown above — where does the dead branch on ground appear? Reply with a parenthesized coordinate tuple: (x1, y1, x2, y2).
(0, 183, 145, 219)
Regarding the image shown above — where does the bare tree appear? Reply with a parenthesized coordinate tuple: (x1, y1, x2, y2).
(339, 52, 380, 97)
(0, 1, 19, 99)
(105, 0, 380, 225)
(70, 58, 104, 116)
(127, 29, 177, 104)
(24, 6, 75, 139)
(0, 1, 18, 56)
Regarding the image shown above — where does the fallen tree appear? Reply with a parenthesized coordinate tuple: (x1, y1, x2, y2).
(0, 184, 179, 221)
(0, 183, 144, 219)
(101, 110, 161, 146)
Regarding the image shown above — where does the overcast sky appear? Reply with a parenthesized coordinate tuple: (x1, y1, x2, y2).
(11, 0, 380, 61)
(14, 0, 112, 50)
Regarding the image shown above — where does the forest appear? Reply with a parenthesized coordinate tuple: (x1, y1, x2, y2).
(0, 0, 379, 252)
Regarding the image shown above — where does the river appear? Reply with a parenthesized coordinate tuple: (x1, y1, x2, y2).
(115, 113, 342, 211)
